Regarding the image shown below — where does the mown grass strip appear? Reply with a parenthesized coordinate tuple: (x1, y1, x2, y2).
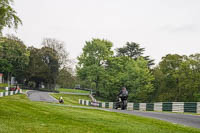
(58, 88, 90, 94)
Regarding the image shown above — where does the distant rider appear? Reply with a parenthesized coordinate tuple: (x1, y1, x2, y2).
(117, 87, 128, 110)
(59, 96, 64, 104)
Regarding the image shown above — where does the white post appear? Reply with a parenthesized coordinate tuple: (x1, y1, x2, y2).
(10, 91, 13, 95)
(172, 102, 184, 113)
(197, 102, 200, 114)
(139, 103, 146, 111)
(0, 92, 3, 97)
(109, 102, 113, 109)
(15, 90, 18, 94)
(102, 102, 105, 108)
(79, 99, 81, 104)
(86, 100, 89, 106)
(5, 91, 8, 96)
(127, 103, 133, 110)
(154, 102, 163, 111)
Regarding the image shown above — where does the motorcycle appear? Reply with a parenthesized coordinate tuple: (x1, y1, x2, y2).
(115, 96, 128, 110)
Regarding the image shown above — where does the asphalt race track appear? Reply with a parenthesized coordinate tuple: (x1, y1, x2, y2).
(27, 90, 58, 103)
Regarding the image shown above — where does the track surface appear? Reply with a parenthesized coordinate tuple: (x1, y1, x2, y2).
(27, 90, 58, 103)
(109, 109, 200, 129)
(27, 90, 200, 129)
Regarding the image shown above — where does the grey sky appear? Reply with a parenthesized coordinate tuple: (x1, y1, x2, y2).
(3, 0, 200, 65)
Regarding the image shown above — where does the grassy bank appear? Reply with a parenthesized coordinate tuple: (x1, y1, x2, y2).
(0, 83, 7, 87)
(58, 88, 90, 94)
(51, 93, 91, 105)
(0, 94, 200, 133)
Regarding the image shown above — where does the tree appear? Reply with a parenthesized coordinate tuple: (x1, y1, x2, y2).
(77, 39, 113, 95)
(152, 54, 200, 102)
(57, 67, 75, 88)
(42, 38, 69, 68)
(104, 56, 154, 102)
(0, 35, 29, 83)
(0, 0, 22, 34)
(116, 42, 154, 67)
(26, 46, 59, 90)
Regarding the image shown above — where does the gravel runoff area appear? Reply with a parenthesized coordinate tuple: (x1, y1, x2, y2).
(27, 90, 200, 129)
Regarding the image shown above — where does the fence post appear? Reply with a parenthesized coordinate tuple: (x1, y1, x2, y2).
(0, 92, 2, 97)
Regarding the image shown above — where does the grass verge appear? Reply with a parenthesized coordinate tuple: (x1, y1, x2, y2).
(0, 94, 200, 133)
(58, 88, 90, 94)
(51, 93, 91, 105)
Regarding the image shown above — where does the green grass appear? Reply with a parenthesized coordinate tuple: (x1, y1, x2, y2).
(0, 83, 8, 87)
(58, 88, 90, 94)
(0, 88, 6, 92)
(51, 93, 91, 105)
(0, 94, 200, 133)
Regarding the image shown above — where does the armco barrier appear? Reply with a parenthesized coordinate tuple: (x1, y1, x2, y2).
(0, 89, 22, 98)
(162, 102, 172, 112)
(184, 102, 197, 113)
(78, 99, 200, 114)
(146, 103, 154, 111)
(134, 103, 139, 110)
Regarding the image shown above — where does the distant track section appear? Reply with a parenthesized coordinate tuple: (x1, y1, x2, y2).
(27, 90, 58, 103)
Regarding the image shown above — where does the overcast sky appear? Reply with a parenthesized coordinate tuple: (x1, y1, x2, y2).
(3, 0, 200, 65)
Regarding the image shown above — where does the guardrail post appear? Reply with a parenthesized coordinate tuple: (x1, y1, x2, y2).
(102, 102, 105, 108)
(197, 102, 200, 114)
(109, 102, 113, 109)
(154, 102, 162, 111)
(127, 103, 133, 110)
(86, 100, 89, 105)
(79, 99, 81, 104)
(0, 92, 2, 97)
(139, 103, 146, 111)
(172, 102, 184, 113)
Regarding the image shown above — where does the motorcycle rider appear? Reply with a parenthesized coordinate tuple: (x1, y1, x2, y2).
(116, 87, 128, 110)
(59, 96, 64, 104)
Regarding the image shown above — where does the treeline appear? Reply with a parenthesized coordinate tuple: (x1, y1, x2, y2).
(0, 35, 75, 90)
(1, 0, 200, 102)
(77, 39, 200, 102)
